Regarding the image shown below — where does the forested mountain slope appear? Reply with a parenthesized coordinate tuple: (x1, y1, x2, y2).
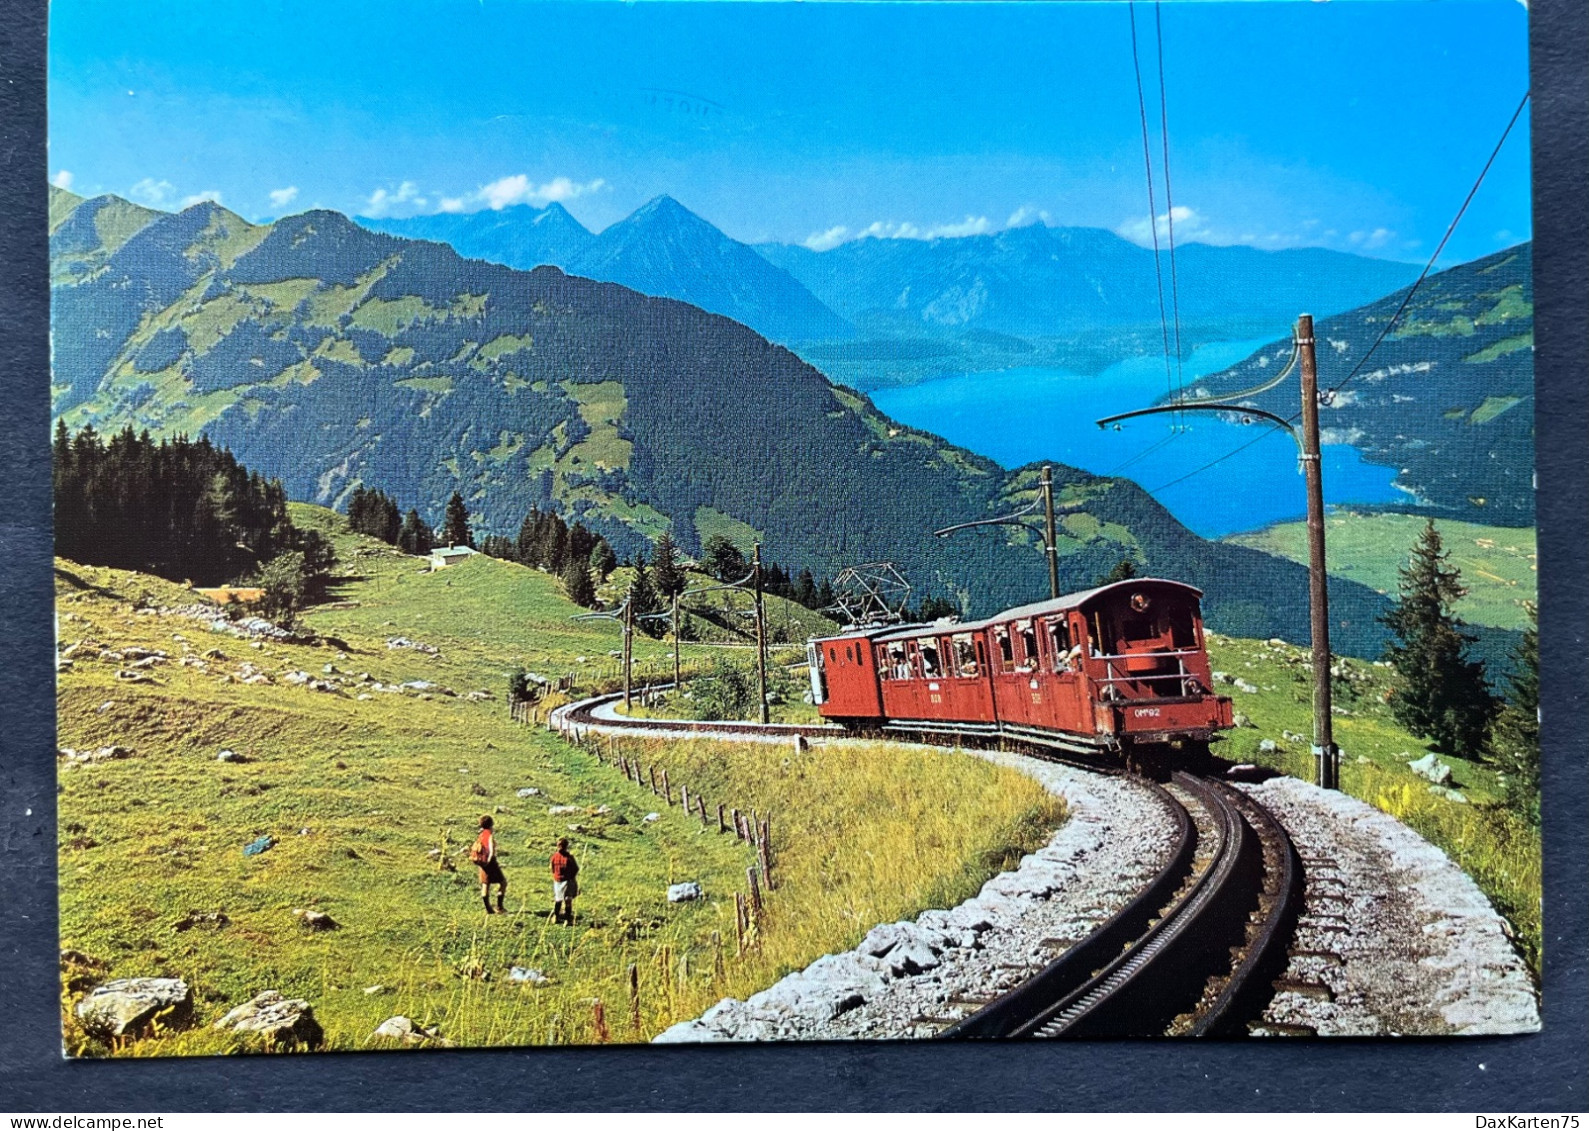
(50, 190, 1394, 655)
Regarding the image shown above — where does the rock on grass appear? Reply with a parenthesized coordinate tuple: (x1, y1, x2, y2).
(76, 977, 193, 1039)
(213, 991, 324, 1050)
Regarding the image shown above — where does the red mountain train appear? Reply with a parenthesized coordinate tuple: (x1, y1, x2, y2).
(807, 578, 1234, 771)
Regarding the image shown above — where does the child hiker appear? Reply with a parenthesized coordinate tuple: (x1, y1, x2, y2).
(470, 814, 508, 914)
(550, 837, 579, 925)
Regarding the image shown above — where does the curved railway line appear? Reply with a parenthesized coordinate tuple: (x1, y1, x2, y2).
(549, 690, 1304, 1039)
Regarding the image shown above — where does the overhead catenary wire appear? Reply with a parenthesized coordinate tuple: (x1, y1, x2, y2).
(1154, 2, 1187, 398)
(1321, 88, 1532, 402)
(1129, 1, 1177, 421)
(1136, 88, 1530, 496)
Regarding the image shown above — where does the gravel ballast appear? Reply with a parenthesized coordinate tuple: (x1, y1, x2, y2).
(1238, 775, 1539, 1036)
(656, 755, 1539, 1041)
(656, 750, 1181, 1042)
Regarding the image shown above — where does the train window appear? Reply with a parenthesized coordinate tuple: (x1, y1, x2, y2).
(952, 634, 978, 677)
(1166, 605, 1197, 649)
(1046, 618, 1077, 672)
(994, 627, 1015, 673)
(829, 646, 838, 664)
(920, 641, 942, 677)
(885, 642, 909, 681)
(1017, 620, 1038, 670)
(846, 645, 855, 663)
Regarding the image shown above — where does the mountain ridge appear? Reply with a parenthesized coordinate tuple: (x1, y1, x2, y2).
(48, 191, 1396, 656)
(1181, 243, 1535, 523)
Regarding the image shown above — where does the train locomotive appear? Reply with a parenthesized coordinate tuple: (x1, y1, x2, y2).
(807, 578, 1234, 772)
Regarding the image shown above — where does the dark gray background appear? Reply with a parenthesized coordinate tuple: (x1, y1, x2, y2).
(2, 0, 1583, 1111)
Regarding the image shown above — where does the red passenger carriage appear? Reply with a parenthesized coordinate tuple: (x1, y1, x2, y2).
(807, 579, 1233, 770)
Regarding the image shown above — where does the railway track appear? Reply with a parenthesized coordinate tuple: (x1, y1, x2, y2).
(547, 690, 1303, 1039)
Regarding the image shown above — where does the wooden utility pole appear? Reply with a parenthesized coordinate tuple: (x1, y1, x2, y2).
(1296, 315, 1339, 789)
(1090, 312, 1341, 790)
(622, 596, 634, 710)
(670, 593, 681, 692)
(752, 542, 769, 725)
(1040, 464, 1060, 601)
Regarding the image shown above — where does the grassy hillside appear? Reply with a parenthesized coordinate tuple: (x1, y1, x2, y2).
(55, 509, 1062, 1054)
(1228, 511, 1536, 631)
(1183, 244, 1535, 522)
(1205, 633, 1540, 972)
(48, 192, 1397, 656)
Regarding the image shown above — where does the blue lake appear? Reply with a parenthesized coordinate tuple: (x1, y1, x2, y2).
(869, 341, 1406, 539)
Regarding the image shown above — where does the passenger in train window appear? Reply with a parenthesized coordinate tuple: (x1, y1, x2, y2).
(953, 635, 978, 677)
(995, 628, 1015, 673)
(1018, 622, 1039, 670)
(920, 642, 942, 677)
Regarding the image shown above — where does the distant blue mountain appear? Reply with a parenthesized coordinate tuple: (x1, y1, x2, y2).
(366, 195, 853, 346)
(758, 224, 1422, 339)
(573, 196, 853, 344)
(362, 201, 596, 271)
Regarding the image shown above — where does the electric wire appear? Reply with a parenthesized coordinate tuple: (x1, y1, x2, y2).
(1129, 1, 1177, 420)
(1321, 88, 1531, 401)
(1154, 2, 1187, 405)
(1137, 88, 1530, 495)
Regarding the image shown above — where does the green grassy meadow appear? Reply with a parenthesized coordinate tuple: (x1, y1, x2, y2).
(54, 509, 1063, 1054)
(1227, 511, 1536, 630)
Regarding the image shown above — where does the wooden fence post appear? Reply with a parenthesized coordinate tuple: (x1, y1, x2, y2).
(731, 808, 742, 840)
(627, 963, 641, 1035)
(649, 765, 659, 796)
(662, 768, 671, 805)
(711, 930, 725, 981)
(698, 795, 709, 827)
(680, 784, 690, 814)
(735, 893, 746, 956)
(747, 865, 762, 913)
(717, 803, 726, 833)
(759, 820, 773, 891)
(592, 1000, 610, 1043)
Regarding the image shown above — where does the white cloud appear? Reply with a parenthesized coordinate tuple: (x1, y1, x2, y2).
(362, 180, 426, 217)
(268, 186, 299, 209)
(180, 190, 223, 209)
(50, 170, 73, 190)
(1347, 227, 1394, 251)
(475, 174, 605, 211)
(853, 215, 993, 243)
(1115, 205, 1204, 246)
(129, 177, 175, 207)
(803, 225, 849, 251)
(929, 215, 993, 239)
(1006, 205, 1050, 228)
(438, 197, 467, 214)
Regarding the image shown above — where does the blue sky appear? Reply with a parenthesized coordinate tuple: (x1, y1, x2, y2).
(48, 0, 1531, 263)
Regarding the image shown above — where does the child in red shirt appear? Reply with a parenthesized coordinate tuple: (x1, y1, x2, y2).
(550, 837, 579, 925)
(471, 815, 507, 914)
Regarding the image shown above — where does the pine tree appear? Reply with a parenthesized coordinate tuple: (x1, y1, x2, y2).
(560, 554, 596, 607)
(702, 535, 747, 582)
(630, 553, 663, 637)
(589, 539, 617, 581)
(652, 532, 686, 599)
(1489, 601, 1540, 823)
(440, 491, 473, 549)
(398, 509, 434, 555)
(1100, 557, 1139, 585)
(1382, 520, 1496, 756)
(793, 567, 818, 609)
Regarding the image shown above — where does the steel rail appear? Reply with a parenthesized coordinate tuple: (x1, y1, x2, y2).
(547, 692, 1299, 1038)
